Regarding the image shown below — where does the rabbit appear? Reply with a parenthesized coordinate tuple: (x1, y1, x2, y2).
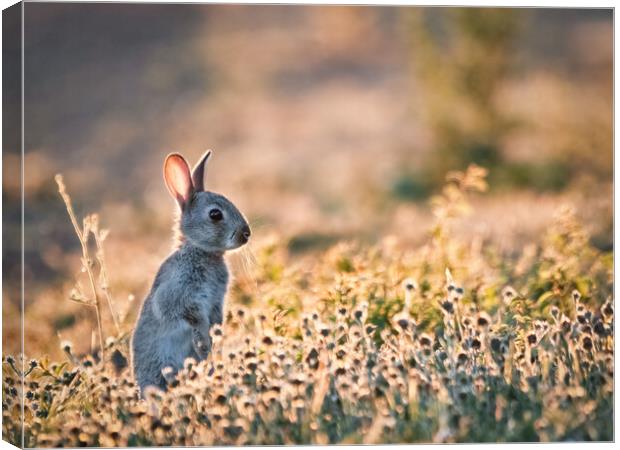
(131, 150, 251, 394)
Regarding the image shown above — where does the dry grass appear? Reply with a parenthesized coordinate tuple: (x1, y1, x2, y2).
(2, 166, 613, 445)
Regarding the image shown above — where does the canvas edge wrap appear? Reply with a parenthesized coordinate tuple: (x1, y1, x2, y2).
(2, 1, 24, 448)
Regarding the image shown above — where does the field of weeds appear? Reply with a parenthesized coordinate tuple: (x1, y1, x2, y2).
(2, 166, 613, 445)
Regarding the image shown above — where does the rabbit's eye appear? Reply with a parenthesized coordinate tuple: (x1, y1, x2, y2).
(209, 208, 223, 221)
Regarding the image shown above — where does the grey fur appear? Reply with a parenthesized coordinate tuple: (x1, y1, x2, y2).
(131, 151, 250, 394)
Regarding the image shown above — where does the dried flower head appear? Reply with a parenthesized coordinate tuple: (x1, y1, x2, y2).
(476, 312, 491, 329)
(581, 335, 594, 351)
(501, 286, 517, 304)
(403, 278, 417, 292)
(601, 300, 613, 320)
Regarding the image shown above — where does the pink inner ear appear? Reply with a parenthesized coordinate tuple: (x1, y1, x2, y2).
(164, 155, 193, 208)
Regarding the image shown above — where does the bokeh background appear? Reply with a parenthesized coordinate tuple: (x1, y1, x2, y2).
(2, 4, 612, 358)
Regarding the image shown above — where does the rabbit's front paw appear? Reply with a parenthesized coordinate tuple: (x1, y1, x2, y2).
(197, 340, 210, 354)
(193, 331, 212, 359)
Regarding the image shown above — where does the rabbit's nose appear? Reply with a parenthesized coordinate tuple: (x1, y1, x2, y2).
(240, 225, 251, 243)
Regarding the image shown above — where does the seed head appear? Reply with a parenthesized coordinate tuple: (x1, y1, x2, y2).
(397, 318, 410, 330)
(581, 336, 593, 351)
(601, 301, 613, 320)
(593, 320, 606, 336)
(61, 340, 73, 354)
(403, 278, 417, 292)
(457, 352, 468, 365)
(365, 324, 377, 335)
(419, 334, 432, 347)
(577, 314, 586, 324)
(561, 317, 572, 334)
(550, 306, 560, 319)
(476, 312, 491, 329)
(471, 338, 481, 351)
(501, 286, 517, 304)
(440, 299, 455, 315)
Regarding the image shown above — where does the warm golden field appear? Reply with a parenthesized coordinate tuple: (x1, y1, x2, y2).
(2, 166, 614, 445)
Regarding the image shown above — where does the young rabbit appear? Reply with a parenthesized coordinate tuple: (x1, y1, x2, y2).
(131, 150, 251, 394)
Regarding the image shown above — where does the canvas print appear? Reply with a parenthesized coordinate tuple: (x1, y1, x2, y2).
(2, 2, 613, 447)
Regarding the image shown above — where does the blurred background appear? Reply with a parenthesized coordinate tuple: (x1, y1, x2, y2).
(2, 4, 612, 357)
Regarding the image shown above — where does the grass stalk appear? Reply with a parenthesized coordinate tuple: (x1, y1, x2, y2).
(91, 214, 121, 334)
(55, 174, 106, 359)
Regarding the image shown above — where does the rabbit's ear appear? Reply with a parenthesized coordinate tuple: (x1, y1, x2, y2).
(164, 153, 193, 209)
(191, 150, 212, 192)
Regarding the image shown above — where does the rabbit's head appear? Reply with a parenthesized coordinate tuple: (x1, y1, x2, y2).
(163, 151, 251, 252)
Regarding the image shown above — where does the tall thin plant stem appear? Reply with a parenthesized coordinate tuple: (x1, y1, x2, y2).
(55, 174, 106, 359)
(91, 215, 121, 334)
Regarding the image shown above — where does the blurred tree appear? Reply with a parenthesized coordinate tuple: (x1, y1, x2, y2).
(406, 8, 523, 188)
